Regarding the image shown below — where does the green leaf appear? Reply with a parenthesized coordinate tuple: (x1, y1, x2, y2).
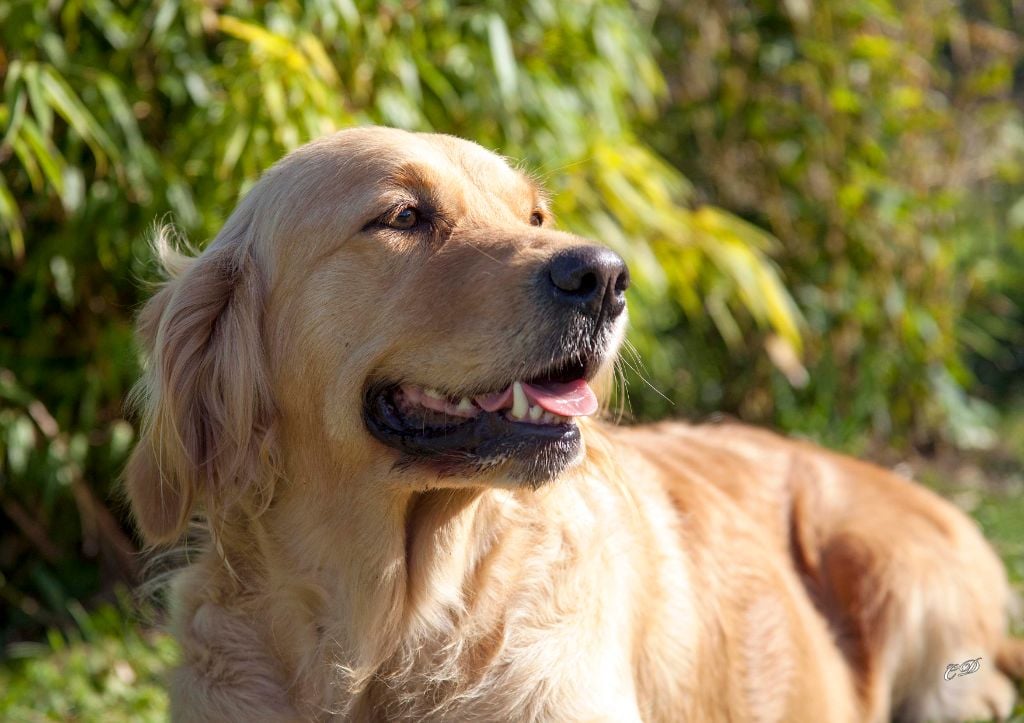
(487, 14, 518, 104)
(20, 62, 54, 138)
(19, 117, 67, 193)
(11, 134, 44, 190)
(38, 65, 120, 170)
(0, 172, 25, 259)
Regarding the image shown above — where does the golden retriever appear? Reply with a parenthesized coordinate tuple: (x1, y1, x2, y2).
(126, 126, 1023, 722)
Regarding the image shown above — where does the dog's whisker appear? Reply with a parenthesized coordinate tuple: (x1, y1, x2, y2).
(461, 240, 506, 266)
(616, 352, 674, 406)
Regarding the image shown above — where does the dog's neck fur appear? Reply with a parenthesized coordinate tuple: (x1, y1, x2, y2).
(189, 427, 659, 720)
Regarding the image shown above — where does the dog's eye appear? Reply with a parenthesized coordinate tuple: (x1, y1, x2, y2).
(388, 207, 420, 230)
(530, 211, 544, 227)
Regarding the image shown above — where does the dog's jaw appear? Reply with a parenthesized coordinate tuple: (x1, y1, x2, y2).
(361, 316, 626, 487)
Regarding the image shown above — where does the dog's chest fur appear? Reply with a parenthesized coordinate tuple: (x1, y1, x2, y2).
(311, 479, 692, 721)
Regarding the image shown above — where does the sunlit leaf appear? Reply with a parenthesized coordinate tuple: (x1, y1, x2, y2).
(218, 15, 311, 73)
(19, 117, 66, 193)
(38, 65, 119, 169)
(487, 14, 518, 104)
(0, 173, 25, 259)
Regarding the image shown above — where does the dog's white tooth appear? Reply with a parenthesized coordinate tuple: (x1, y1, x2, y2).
(456, 397, 475, 413)
(511, 381, 528, 419)
(424, 388, 444, 400)
(529, 404, 543, 420)
(541, 412, 556, 424)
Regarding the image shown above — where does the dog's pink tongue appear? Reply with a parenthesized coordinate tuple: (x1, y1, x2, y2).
(523, 380, 598, 416)
(474, 379, 598, 417)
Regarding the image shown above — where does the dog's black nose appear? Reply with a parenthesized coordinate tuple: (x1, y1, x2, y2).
(546, 246, 630, 319)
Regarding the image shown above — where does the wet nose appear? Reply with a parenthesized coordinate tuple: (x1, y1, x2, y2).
(545, 246, 630, 319)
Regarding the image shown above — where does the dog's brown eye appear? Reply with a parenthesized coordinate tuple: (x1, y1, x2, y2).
(530, 211, 544, 227)
(389, 207, 419, 230)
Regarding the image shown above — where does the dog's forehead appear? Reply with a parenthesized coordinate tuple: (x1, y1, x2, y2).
(320, 127, 541, 211)
(348, 131, 540, 218)
(261, 128, 547, 257)
(419, 133, 536, 197)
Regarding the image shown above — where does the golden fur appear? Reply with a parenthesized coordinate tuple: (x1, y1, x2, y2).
(126, 126, 1023, 721)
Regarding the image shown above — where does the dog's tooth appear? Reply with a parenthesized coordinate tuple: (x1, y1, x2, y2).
(424, 388, 444, 400)
(541, 412, 556, 424)
(456, 397, 475, 413)
(511, 381, 528, 419)
(529, 404, 543, 420)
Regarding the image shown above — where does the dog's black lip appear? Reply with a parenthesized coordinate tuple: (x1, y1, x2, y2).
(360, 346, 600, 480)
(362, 378, 583, 483)
(364, 384, 577, 449)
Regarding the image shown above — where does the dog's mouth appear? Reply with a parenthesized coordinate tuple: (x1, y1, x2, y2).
(364, 353, 600, 485)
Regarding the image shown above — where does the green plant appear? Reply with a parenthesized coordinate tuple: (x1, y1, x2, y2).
(651, 0, 1024, 448)
(0, 0, 801, 641)
(0, 597, 174, 721)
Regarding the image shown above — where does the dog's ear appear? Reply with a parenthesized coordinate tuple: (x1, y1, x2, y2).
(125, 220, 275, 545)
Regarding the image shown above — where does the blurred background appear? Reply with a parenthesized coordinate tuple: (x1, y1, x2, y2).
(1, 0, 1022, 718)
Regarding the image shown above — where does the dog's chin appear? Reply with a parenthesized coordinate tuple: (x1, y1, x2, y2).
(362, 350, 604, 487)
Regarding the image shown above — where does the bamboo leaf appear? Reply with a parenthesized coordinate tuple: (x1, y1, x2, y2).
(218, 122, 250, 181)
(298, 34, 340, 87)
(218, 15, 311, 73)
(487, 14, 518, 104)
(94, 75, 143, 152)
(2, 91, 28, 151)
(151, 0, 180, 41)
(38, 65, 120, 170)
(0, 172, 25, 259)
(19, 117, 66, 193)
(21, 63, 53, 138)
(11, 134, 45, 190)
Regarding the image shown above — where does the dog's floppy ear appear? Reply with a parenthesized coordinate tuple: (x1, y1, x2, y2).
(125, 217, 275, 545)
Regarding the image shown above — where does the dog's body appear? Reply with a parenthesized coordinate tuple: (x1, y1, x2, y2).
(126, 127, 1023, 721)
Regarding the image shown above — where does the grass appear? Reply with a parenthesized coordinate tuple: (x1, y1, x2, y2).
(915, 456, 1024, 720)
(0, 600, 175, 722)
(0, 470, 1021, 721)
(973, 490, 1024, 590)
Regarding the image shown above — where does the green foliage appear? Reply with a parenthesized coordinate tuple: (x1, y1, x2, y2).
(0, 0, 800, 640)
(651, 0, 1024, 447)
(0, 598, 174, 721)
(0, 0, 1021, 669)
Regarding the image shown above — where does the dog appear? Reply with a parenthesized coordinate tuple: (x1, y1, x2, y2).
(126, 126, 1023, 721)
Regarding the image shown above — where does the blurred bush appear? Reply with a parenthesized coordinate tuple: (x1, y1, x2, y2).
(651, 0, 1024, 448)
(0, 0, 1021, 646)
(0, 598, 174, 721)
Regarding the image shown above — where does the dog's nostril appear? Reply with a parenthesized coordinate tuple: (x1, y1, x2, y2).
(613, 267, 630, 295)
(545, 246, 628, 318)
(573, 271, 599, 296)
(550, 257, 600, 297)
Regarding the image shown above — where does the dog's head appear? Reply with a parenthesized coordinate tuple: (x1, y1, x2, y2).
(125, 127, 628, 543)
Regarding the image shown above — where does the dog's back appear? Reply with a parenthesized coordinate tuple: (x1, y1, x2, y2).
(611, 420, 1020, 721)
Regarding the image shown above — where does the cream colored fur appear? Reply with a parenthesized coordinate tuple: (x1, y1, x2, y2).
(125, 127, 1023, 722)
